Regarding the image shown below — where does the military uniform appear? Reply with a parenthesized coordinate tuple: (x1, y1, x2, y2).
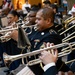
(24, 26, 71, 75)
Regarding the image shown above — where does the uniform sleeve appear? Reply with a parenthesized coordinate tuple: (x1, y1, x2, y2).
(44, 62, 55, 72)
(43, 66, 58, 75)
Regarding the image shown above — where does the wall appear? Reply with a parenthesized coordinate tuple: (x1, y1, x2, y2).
(29, 0, 42, 6)
(0, 0, 3, 6)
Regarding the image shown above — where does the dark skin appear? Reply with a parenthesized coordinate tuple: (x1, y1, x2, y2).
(35, 10, 53, 31)
(28, 11, 36, 25)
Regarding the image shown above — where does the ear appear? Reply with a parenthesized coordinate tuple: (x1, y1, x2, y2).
(46, 18, 51, 25)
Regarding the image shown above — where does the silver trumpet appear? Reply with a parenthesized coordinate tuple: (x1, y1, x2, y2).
(3, 42, 75, 67)
(0, 24, 37, 33)
(0, 24, 37, 42)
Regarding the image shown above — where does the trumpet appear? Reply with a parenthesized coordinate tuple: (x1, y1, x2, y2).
(3, 42, 75, 67)
(0, 24, 37, 33)
(0, 24, 37, 42)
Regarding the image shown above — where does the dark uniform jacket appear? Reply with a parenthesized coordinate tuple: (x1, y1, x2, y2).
(25, 26, 70, 75)
(43, 66, 58, 75)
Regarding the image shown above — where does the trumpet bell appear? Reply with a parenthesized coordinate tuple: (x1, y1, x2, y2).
(3, 52, 12, 67)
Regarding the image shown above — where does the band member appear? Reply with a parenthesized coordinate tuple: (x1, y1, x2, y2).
(0, 10, 25, 71)
(24, 6, 40, 34)
(7, 10, 24, 26)
(66, 4, 75, 73)
(7, 7, 73, 75)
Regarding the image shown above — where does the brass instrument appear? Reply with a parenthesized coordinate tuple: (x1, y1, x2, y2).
(62, 32, 75, 41)
(3, 42, 75, 67)
(0, 24, 37, 42)
(63, 17, 75, 29)
(60, 24, 75, 35)
(62, 36, 75, 43)
(0, 24, 37, 33)
(65, 59, 75, 64)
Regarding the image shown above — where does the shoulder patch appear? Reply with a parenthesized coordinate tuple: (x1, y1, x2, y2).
(49, 29, 57, 34)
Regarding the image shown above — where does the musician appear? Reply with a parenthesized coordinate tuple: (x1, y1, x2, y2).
(0, 7, 38, 72)
(7, 10, 24, 27)
(50, 4, 62, 25)
(39, 43, 58, 75)
(23, 5, 40, 34)
(0, 10, 25, 71)
(66, 4, 75, 73)
(8, 7, 73, 75)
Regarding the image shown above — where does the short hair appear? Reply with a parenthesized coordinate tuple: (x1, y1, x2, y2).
(9, 10, 20, 17)
(38, 7, 55, 23)
(43, 0, 51, 5)
(50, 4, 58, 12)
(31, 5, 40, 12)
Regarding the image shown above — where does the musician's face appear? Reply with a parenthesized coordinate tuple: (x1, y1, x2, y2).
(28, 11, 36, 25)
(7, 14, 16, 24)
(35, 10, 50, 31)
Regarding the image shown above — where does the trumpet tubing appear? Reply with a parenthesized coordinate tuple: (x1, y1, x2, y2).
(0, 24, 37, 33)
(0, 24, 37, 42)
(3, 42, 75, 67)
(65, 59, 75, 64)
(62, 36, 75, 42)
(28, 48, 75, 66)
(60, 25, 75, 35)
(62, 32, 75, 41)
(61, 44, 75, 51)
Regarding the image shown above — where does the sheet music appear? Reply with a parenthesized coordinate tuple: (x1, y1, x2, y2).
(1, 17, 8, 27)
(16, 66, 35, 75)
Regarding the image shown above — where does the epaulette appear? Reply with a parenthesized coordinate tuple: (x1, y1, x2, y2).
(49, 29, 57, 34)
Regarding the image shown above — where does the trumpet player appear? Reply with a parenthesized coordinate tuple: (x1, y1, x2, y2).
(0, 6, 39, 72)
(66, 4, 75, 73)
(0, 10, 25, 70)
(40, 43, 74, 75)
(24, 6, 40, 33)
(4, 7, 74, 75)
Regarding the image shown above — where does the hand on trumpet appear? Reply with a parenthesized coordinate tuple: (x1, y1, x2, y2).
(39, 42, 58, 65)
(5, 30, 18, 41)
